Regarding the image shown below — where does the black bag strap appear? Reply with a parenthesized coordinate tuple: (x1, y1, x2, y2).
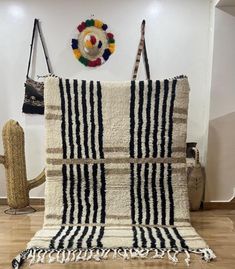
(132, 20, 150, 80)
(26, 18, 52, 78)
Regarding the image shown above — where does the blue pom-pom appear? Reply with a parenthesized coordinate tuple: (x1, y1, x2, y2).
(72, 39, 78, 45)
(102, 49, 111, 61)
(102, 24, 108, 31)
(98, 40, 102, 49)
(71, 39, 78, 49)
(72, 43, 78, 49)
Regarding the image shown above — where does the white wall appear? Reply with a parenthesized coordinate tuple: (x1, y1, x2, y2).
(206, 7, 235, 202)
(0, 0, 214, 198)
(209, 8, 235, 121)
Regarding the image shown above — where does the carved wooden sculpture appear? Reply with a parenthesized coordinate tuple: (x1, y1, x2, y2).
(0, 120, 45, 211)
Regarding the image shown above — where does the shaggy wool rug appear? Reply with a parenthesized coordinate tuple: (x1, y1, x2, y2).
(12, 76, 216, 268)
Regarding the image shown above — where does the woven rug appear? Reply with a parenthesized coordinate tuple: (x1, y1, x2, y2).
(12, 76, 216, 268)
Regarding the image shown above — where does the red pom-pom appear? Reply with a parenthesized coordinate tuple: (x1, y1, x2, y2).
(82, 22, 86, 30)
(88, 60, 96, 67)
(77, 22, 86, 32)
(88, 58, 102, 67)
(90, 35, 96, 45)
(107, 33, 113, 39)
(77, 24, 82, 32)
(96, 58, 101, 66)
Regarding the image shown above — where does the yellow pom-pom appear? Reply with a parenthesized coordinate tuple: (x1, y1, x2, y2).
(85, 40, 93, 48)
(95, 19, 103, 28)
(108, 44, 115, 54)
(73, 49, 81, 59)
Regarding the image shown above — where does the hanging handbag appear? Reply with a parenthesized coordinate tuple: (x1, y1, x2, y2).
(22, 18, 52, 115)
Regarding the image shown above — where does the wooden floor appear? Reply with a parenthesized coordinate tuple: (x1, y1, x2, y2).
(0, 206, 235, 269)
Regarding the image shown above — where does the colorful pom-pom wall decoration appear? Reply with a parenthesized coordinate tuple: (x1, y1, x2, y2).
(71, 19, 115, 67)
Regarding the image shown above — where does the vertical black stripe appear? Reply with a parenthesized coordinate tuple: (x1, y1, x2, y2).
(67, 226, 81, 249)
(58, 226, 73, 249)
(86, 226, 97, 248)
(145, 80, 152, 157)
(159, 163, 166, 225)
(167, 80, 177, 157)
(92, 164, 98, 223)
(172, 227, 188, 249)
(144, 163, 150, 224)
(97, 81, 106, 248)
(81, 80, 89, 158)
(81, 81, 91, 224)
(97, 81, 104, 159)
(132, 226, 138, 248)
(99, 163, 106, 224)
(151, 163, 158, 224)
(66, 79, 74, 159)
(167, 164, 174, 224)
(163, 227, 177, 248)
(137, 163, 143, 224)
(151, 81, 160, 225)
(69, 164, 75, 223)
(97, 226, 104, 247)
(130, 81, 136, 159)
(90, 81, 97, 159)
(130, 163, 136, 225)
(73, 79, 82, 158)
(129, 81, 136, 241)
(167, 80, 177, 225)
(62, 164, 68, 224)
(60, 79, 67, 159)
(152, 80, 161, 158)
(159, 80, 169, 225)
(59, 79, 68, 225)
(147, 227, 156, 248)
(97, 81, 106, 223)
(76, 165, 83, 223)
(160, 80, 169, 157)
(77, 226, 89, 248)
(144, 80, 152, 224)
(49, 226, 65, 249)
(73, 80, 83, 223)
(139, 227, 147, 248)
(65, 79, 75, 226)
(89, 81, 99, 224)
(137, 81, 144, 158)
(155, 227, 165, 248)
(137, 81, 144, 225)
(84, 164, 91, 224)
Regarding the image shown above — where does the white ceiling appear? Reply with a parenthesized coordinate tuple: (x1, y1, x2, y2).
(217, 0, 235, 16)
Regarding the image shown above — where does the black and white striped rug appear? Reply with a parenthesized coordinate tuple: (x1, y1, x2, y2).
(12, 76, 216, 268)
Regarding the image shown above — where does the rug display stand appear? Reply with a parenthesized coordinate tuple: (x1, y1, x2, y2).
(0, 120, 45, 215)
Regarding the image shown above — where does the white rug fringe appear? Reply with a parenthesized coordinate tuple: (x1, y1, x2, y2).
(12, 247, 216, 268)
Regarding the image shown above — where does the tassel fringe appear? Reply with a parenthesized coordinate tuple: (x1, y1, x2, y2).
(12, 247, 216, 269)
